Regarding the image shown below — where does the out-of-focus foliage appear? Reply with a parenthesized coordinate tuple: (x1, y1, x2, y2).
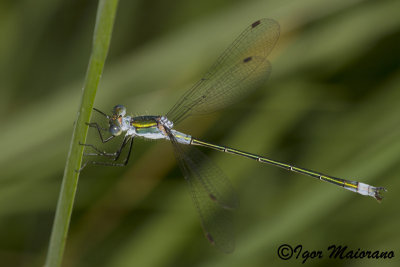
(1, 0, 399, 266)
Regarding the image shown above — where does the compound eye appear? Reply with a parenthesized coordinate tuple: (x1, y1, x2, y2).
(109, 124, 122, 136)
(112, 105, 126, 117)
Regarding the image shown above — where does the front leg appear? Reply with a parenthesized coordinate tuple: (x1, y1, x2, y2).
(86, 122, 115, 143)
(79, 136, 134, 172)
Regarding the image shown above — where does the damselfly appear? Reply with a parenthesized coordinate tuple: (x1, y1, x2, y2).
(80, 19, 386, 253)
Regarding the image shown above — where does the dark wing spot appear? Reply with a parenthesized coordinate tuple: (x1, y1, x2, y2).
(209, 193, 217, 201)
(243, 56, 252, 63)
(251, 20, 261, 28)
(206, 233, 215, 245)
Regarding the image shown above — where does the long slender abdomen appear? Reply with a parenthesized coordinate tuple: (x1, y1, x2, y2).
(190, 138, 386, 201)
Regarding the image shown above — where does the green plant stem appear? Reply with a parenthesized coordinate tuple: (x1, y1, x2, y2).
(45, 0, 119, 266)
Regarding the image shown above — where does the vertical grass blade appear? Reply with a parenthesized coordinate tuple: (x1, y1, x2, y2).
(44, 0, 119, 266)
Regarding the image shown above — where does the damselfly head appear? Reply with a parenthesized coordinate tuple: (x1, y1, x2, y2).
(112, 104, 126, 117)
(109, 123, 122, 136)
(107, 105, 127, 136)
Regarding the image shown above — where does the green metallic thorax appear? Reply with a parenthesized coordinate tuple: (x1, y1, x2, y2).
(130, 116, 164, 137)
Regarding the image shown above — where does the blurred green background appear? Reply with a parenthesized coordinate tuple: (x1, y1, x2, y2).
(1, 0, 399, 266)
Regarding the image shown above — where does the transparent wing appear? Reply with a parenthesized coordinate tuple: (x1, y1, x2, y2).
(167, 18, 280, 124)
(167, 130, 238, 253)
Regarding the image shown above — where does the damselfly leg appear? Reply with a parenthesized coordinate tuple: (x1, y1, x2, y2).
(79, 136, 134, 171)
